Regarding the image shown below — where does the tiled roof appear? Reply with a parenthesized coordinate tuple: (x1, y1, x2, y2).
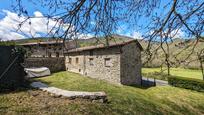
(64, 39, 143, 53)
(19, 41, 63, 46)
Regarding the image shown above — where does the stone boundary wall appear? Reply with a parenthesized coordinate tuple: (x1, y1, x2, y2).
(24, 57, 65, 73)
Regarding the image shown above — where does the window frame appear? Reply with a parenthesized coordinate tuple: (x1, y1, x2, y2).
(104, 58, 111, 67)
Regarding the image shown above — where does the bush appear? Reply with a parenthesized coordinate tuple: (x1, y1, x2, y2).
(168, 76, 204, 92)
(142, 72, 170, 81)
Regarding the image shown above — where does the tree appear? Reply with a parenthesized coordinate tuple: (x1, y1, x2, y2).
(197, 49, 204, 79)
(13, 0, 204, 76)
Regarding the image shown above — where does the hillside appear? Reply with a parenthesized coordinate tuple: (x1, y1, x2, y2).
(74, 34, 133, 47)
(141, 38, 204, 69)
(12, 35, 204, 69)
(14, 37, 55, 44)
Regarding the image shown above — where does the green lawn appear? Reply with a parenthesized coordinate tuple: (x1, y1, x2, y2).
(36, 71, 204, 114)
(1, 71, 204, 114)
(142, 68, 203, 80)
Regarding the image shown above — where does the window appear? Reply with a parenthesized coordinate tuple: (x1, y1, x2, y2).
(76, 57, 79, 64)
(104, 58, 111, 67)
(89, 58, 94, 66)
(56, 52, 59, 57)
(68, 58, 72, 64)
(90, 50, 93, 56)
(48, 52, 52, 57)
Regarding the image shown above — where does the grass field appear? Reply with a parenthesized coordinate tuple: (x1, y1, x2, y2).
(1, 71, 204, 114)
(142, 68, 203, 80)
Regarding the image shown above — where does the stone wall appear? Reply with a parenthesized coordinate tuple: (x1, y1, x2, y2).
(24, 57, 65, 73)
(65, 47, 121, 84)
(65, 52, 86, 75)
(84, 48, 121, 84)
(22, 44, 64, 58)
(120, 42, 142, 85)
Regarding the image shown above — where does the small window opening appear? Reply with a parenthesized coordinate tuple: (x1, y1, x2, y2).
(89, 58, 94, 66)
(104, 58, 111, 67)
(69, 58, 72, 64)
(56, 52, 59, 57)
(76, 57, 79, 64)
(90, 50, 93, 56)
(48, 52, 52, 57)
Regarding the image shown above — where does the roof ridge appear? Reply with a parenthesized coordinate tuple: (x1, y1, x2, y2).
(64, 39, 143, 53)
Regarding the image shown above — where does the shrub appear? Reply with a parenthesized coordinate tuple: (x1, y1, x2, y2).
(142, 72, 170, 81)
(168, 76, 204, 92)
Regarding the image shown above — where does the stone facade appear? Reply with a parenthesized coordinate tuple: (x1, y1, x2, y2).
(120, 42, 142, 85)
(21, 42, 64, 58)
(64, 39, 143, 85)
(20, 40, 78, 58)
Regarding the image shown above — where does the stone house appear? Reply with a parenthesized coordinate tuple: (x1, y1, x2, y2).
(64, 39, 143, 85)
(20, 41, 64, 57)
(20, 40, 78, 57)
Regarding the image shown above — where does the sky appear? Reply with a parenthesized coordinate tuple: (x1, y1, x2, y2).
(0, 0, 185, 41)
(0, 0, 47, 40)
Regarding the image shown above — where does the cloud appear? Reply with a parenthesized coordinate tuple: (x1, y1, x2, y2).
(34, 11, 43, 17)
(0, 29, 25, 41)
(149, 29, 185, 39)
(67, 33, 93, 39)
(77, 33, 94, 39)
(169, 29, 184, 39)
(119, 31, 143, 39)
(0, 10, 65, 41)
(0, 10, 25, 40)
(131, 31, 143, 39)
(115, 24, 143, 39)
(0, 10, 91, 41)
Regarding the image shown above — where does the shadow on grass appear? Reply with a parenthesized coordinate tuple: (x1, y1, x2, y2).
(0, 80, 33, 94)
(29, 77, 53, 84)
(142, 79, 156, 88)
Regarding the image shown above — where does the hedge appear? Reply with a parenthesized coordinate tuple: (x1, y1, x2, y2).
(168, 76, 204, 92)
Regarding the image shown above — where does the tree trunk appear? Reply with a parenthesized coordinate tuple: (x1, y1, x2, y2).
(200, 60, 204, 80)
(167, 63, 170, 76)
